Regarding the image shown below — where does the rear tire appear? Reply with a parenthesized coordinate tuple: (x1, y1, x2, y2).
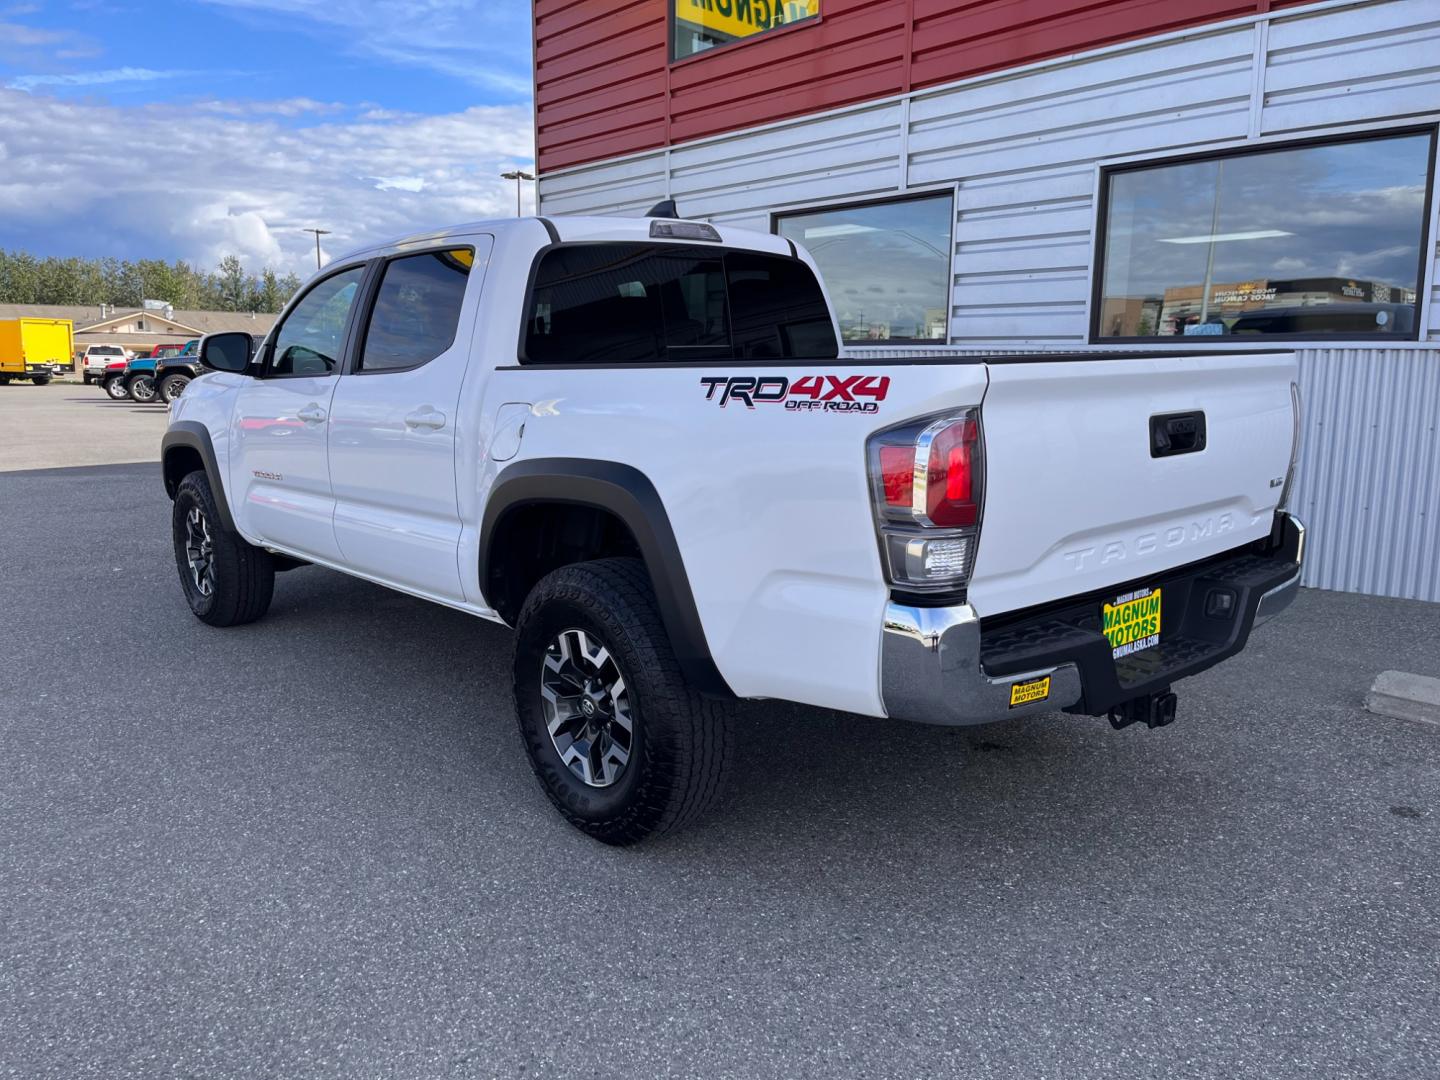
(512, 557, 733, 845)
(103, 375, 128, 400)
(159, 373, 191, 404)
(171, 471, 274, 627)
(126, 374, 156, 403)
(32, 376, 51, 386)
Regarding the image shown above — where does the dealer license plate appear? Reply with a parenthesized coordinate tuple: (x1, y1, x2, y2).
(1102, 587, 1162, 660)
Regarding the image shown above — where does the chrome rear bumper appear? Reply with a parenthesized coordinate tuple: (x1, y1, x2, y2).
(881, 513, 1305, 726)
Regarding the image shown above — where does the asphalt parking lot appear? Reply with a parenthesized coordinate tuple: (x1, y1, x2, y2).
(3, 395, 1439, 1078)
(0, 379, 167, 472)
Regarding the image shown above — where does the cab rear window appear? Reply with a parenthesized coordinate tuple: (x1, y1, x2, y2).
(522, 243, 837, 365)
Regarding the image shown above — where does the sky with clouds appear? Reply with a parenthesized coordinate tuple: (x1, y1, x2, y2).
(0, 0, 536, 275)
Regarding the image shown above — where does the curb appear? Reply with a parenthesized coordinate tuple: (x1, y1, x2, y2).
(1365, 670, 1440, 728)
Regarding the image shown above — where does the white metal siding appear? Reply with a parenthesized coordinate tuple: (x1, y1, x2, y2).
(1289, 347, 1440, 601)
(538, 0, 1440, 601)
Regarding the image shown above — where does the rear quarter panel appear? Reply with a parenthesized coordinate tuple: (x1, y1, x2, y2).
(481, 360, 988, 716)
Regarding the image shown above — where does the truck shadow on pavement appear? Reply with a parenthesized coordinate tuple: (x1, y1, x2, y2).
(235, 562, 1313, 883)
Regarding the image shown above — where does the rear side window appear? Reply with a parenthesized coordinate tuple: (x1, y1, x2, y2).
(523, 243, 837, 365)
(358, 248, 473, 373)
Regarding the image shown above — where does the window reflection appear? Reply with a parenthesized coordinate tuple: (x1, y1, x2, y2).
(776, 193, 954, 344)
(1097, 132, 1433, 339)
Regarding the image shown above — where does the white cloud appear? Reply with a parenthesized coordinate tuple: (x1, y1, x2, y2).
(8, 66, 197, 91)
(0, 87, 535, 275)
(192, 97, 349, 118)
(197, 0, 532, 97)
(370, 176, 427, 193)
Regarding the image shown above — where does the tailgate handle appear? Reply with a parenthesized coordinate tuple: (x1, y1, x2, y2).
(1150, 411, 1206, 458)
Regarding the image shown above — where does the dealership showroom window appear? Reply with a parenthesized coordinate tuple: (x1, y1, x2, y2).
(775, 193, 956, 344)
(1096, 129, 1434, 340)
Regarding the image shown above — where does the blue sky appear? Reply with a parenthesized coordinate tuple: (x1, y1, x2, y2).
(0, 0, 536, 274)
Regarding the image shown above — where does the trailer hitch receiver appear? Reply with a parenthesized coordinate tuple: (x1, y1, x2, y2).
(1109, 689, 1178, 730)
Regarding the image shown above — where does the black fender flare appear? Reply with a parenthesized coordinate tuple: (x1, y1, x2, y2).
(480, 458, 731, 697)
(161, 422, 237, 533)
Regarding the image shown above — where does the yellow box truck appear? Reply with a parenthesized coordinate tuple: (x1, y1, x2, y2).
(0, 318, 74, 386)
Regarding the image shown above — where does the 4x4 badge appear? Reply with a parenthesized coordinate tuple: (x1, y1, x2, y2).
(701, 374, 889, 412)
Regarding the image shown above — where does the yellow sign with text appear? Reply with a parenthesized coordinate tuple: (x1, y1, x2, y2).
(1009, 677, 1051, 709)
(1103, 587, 1163, 660)
(674, 0, 820, 43)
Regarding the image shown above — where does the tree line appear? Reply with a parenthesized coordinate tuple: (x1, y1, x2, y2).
(0, 249, 305, 314)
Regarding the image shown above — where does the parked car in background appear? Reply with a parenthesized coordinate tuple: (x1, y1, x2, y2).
(0, 318, 74, 385)
(120, 344, 177, 403)
(81, 345, 129, 385)
(100, 357, 132, 399)
(152, 339, 203, 403)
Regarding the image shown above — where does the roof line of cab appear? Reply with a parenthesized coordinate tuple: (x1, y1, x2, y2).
(328, 215, 793, 268)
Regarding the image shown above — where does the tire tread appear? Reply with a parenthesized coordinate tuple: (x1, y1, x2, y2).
(513, 557, 733, 844)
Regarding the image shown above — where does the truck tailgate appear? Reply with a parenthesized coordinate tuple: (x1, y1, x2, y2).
(969, 351, 1297, 617)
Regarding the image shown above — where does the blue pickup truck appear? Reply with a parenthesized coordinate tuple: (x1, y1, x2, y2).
(120, 340, 197, 403)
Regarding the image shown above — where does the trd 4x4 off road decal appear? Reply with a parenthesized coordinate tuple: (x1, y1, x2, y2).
(701, 374, 890, 413)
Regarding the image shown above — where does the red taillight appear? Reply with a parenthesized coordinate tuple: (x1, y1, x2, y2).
(879, 445, 914, 508)
(867, 409, 984, 593)
(925, 418, 978, 527)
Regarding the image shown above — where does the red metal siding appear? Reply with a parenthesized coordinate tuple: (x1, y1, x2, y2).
(535, 0, 1313, 173)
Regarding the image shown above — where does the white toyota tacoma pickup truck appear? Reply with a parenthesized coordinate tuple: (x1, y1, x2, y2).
(162, 210, 1305, 844)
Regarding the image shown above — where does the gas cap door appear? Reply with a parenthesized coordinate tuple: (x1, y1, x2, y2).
(488, 402, 531, 462)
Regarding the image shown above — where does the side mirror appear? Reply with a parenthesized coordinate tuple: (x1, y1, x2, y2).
(200, 332, 255, 374)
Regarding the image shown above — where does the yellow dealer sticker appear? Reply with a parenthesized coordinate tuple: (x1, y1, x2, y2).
(1103, 587, 1163, 660)
(1009, 676, 1051, 709)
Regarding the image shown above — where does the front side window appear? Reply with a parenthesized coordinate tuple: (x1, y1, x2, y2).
(269, 266, 366, 377)
(775, 193, 955, 344)
(1096, 131, 1435, 340)
(523, 243, 837, 365)
(672, 0, 819, 61)
(358, 249, 473, 373)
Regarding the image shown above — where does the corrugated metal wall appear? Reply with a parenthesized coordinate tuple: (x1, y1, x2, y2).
(539, 0, 1440, 602)
(533, 0, 1311, 172)
(540, 0, 1440, 347)
(1290, 348, 1440, 600)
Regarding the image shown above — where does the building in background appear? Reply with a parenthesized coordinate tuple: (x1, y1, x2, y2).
(0, 304, 278, 358)
(532, 0, 1440, 602)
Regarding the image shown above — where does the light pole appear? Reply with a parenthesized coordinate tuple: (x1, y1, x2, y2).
(501, 170, 535, 217)
(303, 228, 331, 270)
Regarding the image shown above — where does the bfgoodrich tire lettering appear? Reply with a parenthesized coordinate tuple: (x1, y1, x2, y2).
(171, 470, 275, 627)
(513, 557, 733, 845)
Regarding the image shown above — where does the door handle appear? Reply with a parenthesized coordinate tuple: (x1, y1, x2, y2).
(1150, 411, 1206, 458)
(297, 404, 328, 424)
(404, 407, 447, 431)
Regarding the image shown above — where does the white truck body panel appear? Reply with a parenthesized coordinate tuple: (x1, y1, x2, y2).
(972, 353, 1295, 615)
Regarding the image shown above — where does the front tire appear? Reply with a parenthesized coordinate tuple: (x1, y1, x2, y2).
(171, 471, 274, 627)
(512, 558, 733, 845)
(126, 374, 156, 403)
(158, 373, 191, 404)
(103, 375, 128, 400)
(32, 376, 51, 386)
